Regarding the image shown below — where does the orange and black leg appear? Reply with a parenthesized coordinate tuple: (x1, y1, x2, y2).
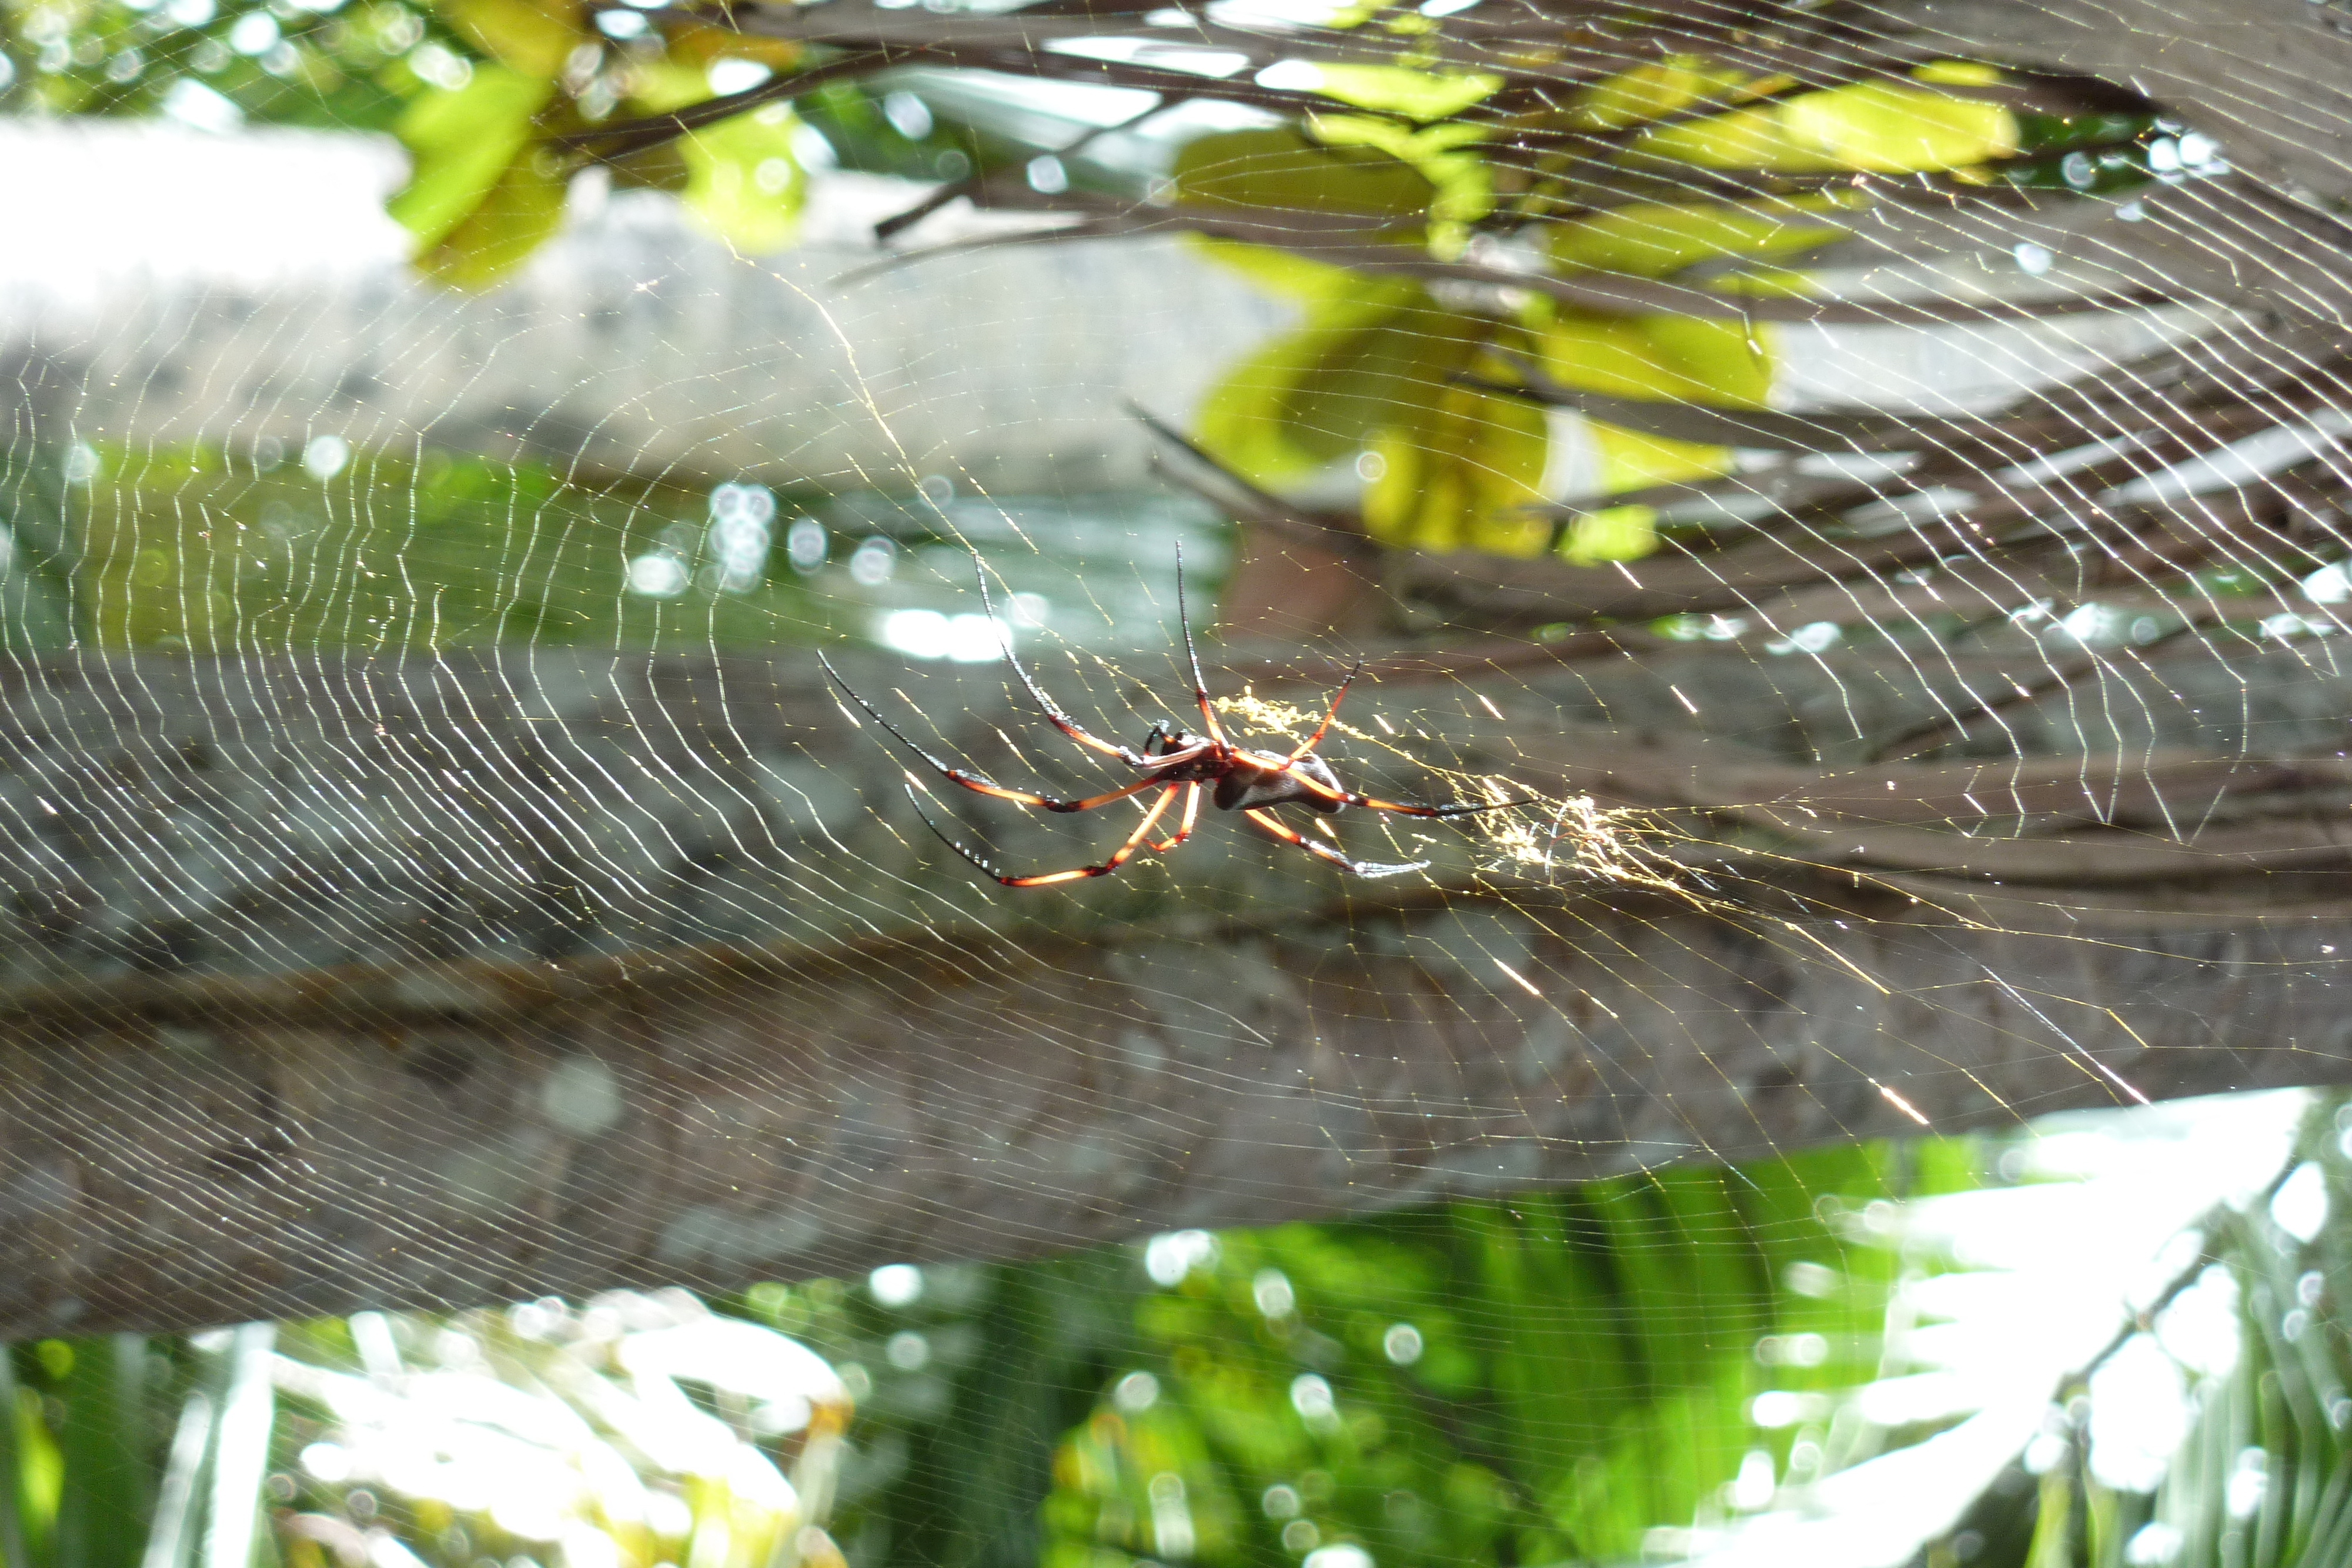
(1241, 808, 1428, 878)
(1259, 757, 1536, 820)
(1285, 660, 1364, 762)
(1150, 781, 1203, 853)
(821, 650, 1206, 810)
(971, 561, 1162, 767)
(1173, 543, 1229, 746)
(910, 780, 1181, 887)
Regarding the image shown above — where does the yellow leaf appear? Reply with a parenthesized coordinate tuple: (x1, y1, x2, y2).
(1558, 504, 1659, 566)
(1272, 61, 1501, 122)
(1781, 81, 2019, 170)
(1308, 112, 1491, 247)
(1587, 419, 1735, 493)
(624, 58, 711, 113)
(1565, 58, 1785, 133)
(1187, 236, 1365, 305)
(664, 24, 804, 69)
(1194, 279, 1448, 482)
(1362, 367, 1551, 556)
(1912, 59, 2006, 88)
(616, 61, 806, 252)
(1536, 313, 1772, 409)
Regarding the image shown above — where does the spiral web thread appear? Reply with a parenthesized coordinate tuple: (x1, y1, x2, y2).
(0, 8, 2348, 1559)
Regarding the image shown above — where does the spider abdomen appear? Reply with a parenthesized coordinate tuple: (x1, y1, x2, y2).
(1213, 751, 1348, 814)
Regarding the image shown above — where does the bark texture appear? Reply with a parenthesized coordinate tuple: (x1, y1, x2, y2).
(1, 645, 2348, 1335)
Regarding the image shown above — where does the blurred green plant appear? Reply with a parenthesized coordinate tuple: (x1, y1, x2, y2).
(269, 1293, 852, 1568)
(1912, 1092, 2352, 1568)
(0, 439, 855, 654)
(2, 0, 812, 282)
(1034, 1142, 1979, 1568)
(4, 0, 2220, 584)
(31, 1114, 2352, 1568)
(1177, 55, 2176, 564)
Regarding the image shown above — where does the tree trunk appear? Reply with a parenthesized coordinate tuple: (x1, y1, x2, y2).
(1, 644, 2346, 1335)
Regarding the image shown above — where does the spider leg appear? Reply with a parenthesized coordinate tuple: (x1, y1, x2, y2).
(1256, 752, 1538, 820)
(822, 651, 1180, 811)
(1286, 658, 1365, 763)
(1242, 808, 1428, 878)
(1149, 780, 1203, 852)
(909, 778, 1181, 887)
(1173, 542, 1229, 745)
(971, 559, 1157, 767)
(1351, 791, 1541, 820)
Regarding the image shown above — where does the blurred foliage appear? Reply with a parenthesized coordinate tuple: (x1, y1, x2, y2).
(1, 0, 461, 133)
(1, 0, 811, 280)
(0, 1137, 1993, 1568)
(26, 1122, 2352, 1568)
(0, 438, 861, 653)
(4, 0, 2199, 558)
(1915, 1091, 2352, 1568)
(270, 1295, 851, 1568)
(1034, 1143, 1979, 1568)
(1181, 55, 2176, 563)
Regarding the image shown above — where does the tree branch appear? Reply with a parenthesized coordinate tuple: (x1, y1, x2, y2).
(2, 648, 2351, 1333)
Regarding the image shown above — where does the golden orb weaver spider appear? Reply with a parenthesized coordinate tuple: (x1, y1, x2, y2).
(817, 549, 1532, 885)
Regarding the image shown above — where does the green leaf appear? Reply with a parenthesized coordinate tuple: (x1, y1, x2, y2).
(413, 141, 571, 288)
(674, 103, 807, 254)
(51, 1336, 156, 1568)
(1271, 61, 1501, 122)
(387, 64, 557, 257)
(1172, 126, 1434, 222)
(13, 1385, 60, 1561)
(1546, 195, 1855, 280)
(429, 0, 587, 78)
(1635, 79, 2020, 173)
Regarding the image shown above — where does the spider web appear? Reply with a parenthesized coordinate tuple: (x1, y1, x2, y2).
(1, 9, 2349, 1539)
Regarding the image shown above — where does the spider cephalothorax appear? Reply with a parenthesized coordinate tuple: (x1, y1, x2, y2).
(1137, 723, 1350, 813)
(818, 549, 1529, 886)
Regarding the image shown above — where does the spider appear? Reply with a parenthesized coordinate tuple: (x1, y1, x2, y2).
(817, 550, 1532, 886)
